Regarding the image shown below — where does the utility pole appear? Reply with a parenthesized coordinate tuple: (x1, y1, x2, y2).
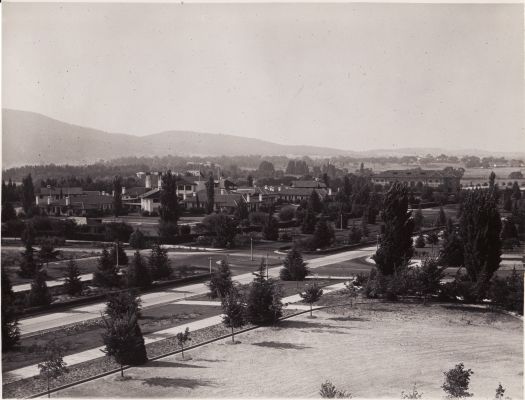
(266, 249, 269, 280)
(250, 236, 253, 261)
(209, 256, 212, 275)
(115, 241, 119, 268)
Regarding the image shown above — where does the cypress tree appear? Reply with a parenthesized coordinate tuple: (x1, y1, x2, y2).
(63, 259, 83, 296)
(129, 228, 146, 250)
(372, 182, 414, 276)
(414, 205, 424, 230)
(308, 190, 323, 213)
(127, 251, 152, 289)
(205, 174, 215, 214)
(310, 217, 334, 249)
(280, 248, 309, 281)
(435, 206, 447, 227)
(19, 242, 39, 278)
(109, 241, 128, 266)
(38, 239, 61, 270)
(21, 174, 35, 214)
(2, 269, 20, 351)
(113, 175, 123, 217)
(439, 218, 464, 267)
(148, 243, 172, 280)
(2, 202, 17, 222)
(158, 171, 180, 237)
(301, 205, 317, 234)
(262, 213, 279, 241)
(459, 189, 502, 298)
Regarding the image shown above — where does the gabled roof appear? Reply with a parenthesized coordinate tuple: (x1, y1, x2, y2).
(123, 187, 148, 197)
(373, 169, 456, 179)
(140, 188, 161, 199)
(278, 188, 328, 197)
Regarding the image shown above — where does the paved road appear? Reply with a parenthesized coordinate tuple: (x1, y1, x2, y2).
(18, 246, 376, 336)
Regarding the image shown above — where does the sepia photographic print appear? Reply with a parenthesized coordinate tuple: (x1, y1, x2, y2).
(1, 1, 524, 398)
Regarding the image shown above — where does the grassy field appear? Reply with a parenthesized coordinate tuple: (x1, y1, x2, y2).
(59, 299, 523, 399)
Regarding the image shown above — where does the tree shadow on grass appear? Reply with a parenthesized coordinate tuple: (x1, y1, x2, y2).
(143, 360, 207, 369)
(252, 341, 311, 350)
(441, 305, 496, 314)
(329, 316, 369, 322)
(141, 377, 213, 389)
(278, 320, 349, 330)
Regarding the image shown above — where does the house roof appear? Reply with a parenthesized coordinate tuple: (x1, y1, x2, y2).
(373, 169, 456, 179)
(38, 187, 83, 196)
(183, 190, 243, 207)
(140, 188, 161, 199)
(123, 187, 148, 197)
(291, 180, 327, 189)
(39, 194, 114, 209)
(278, 188, 328, 197)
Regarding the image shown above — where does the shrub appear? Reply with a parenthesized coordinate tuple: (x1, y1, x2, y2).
(415, 234, 426, 248)
(176, 328, 191, 360)
(129, 228, 146, 250)
(179, 225, 191, 235)
(348, 225, 362, 245)
(494, 383, 505, 400)
(28, 270, 52, 307)
(63, 259, 83, 296)
(207, 260, 233, 299)
(149, 244, 172, 280)
(280, 232, 292, 242)
(401, 383, 423, 399)
(278, 206, 295, 222)
(442, 363, 474, 398)
(141, 211, 150, 217)
(127, 251, 152, 289)
(246, 263, 283, 325)
(319, 381, 351, 398)
(489, 268, 523, 314)
(416, 258, 446, 301)
(300, 283, 323, 316)
(150, 211, 159, 217)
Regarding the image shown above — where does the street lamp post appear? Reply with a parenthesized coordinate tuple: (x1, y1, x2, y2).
(209, 256, 212, 275)
(115, 241, 119, 268)
(266, 249, 269, 280)
(250, 236, 253, 261)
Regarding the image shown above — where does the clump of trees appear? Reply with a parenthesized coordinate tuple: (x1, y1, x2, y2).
(93, 246, 121, 288)
(149, 243, 172, 280)
(2, 269, 20, 351)
(28, 270, 52, 307)
(201, 213, 237, 248)
(319, 381, 351, 398)
(442, 363, 473, 398)
(127, 251, 152, 289)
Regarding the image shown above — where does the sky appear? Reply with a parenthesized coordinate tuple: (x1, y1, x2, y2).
(2, 2, 524, 153)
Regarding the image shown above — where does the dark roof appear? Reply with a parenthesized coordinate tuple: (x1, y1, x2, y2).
(278, 188, 328, 197)
(176, 178, 198, 186)
(373, 169, 456, 179)
(291, 180, 327, 189)
(39, 195, 114, 208)
(140, 188, 161, 199)
(38, 187, 83, 196)
(184, 190, 243, 207)
(123, 187, 148, 197)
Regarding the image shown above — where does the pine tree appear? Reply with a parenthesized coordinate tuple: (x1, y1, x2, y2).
(2, 269, 20, 351)
(113, 175, 123, 217)
(205, 174, 215, 214)
(19, 242, 39, 278)
(148, 243, 172, 280)
(280, 248, 309, 281)
(301, 205, 317, 234)
(129, 228, 146, 250)
(127, 251, 152, 289)
(372, 182, 414, 276)
(300, 282, 323, 316)
(28, 270, 52, 307)
(105, 289, 142, 320)
(262, 213, 279, 241)
(361, 213, 369, 237)
(221, 287, 245, 343)
(93, 246, 121, 288)
(21, 223, 36, 247)
(246, 262, 283, 325)
(460, 189, 502, 299)
(38, 239, 61, 270)
(2, 201, 17, 222)
(176, 328, 191, 360)
(348, 223, 362, 244)
(63, 259, 83, 296)
(207, 260, 233, 299)
(511, 181, 521, 201)
(310, 218, 334, 249)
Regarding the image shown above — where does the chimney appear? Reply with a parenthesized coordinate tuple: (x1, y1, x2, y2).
(145, 174, 152, 189)
(247, 193, 251, 203)
(65, 196, 70, 206)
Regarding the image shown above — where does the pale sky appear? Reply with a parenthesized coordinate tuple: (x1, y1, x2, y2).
(2, 2, 524, 152)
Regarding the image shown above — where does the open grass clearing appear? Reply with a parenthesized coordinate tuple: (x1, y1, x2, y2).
(58, 299, 523, 399)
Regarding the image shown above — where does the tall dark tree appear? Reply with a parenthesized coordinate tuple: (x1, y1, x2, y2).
(247, 175, 254, 187)
(207, 260, 233, 299)
(511, 181, 522, 201)
(372, 182, 414, 276)
(262, 213, 279, 241)
(201, 213, 237, 248)
(105, 289, 142, 320)
(246, 262, 283, 325)
(280, 248, 309, 281)
(439, 218, 464, 267)
(21, 174, 35, 214)
(2, 202, 17, 222)
(113, 175, 123, 217)
(435, 206, 447, 227)
(301, 205, 317, 234)
(459, 189, 502, 298)
(129, 228, 146, 250)
(414, 205, 424, 230)
(93, 246, 121, 288)
(18, 242, 39, 278)
(205, 174, 215, 214)
(308, 190, 323, 213)
(63, 259, 83, 296)
(127, 251, 152, 289)
(109, 241, 128, 266)
(148, 243, 172, 280)
(28, 270, 52, 307)
(2, 269, 20, 351)
(234, 198, 249, 222)
(21, 223, 36, 247)
(158, 171, 180, 237)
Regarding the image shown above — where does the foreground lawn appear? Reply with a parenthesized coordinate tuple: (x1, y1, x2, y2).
(59, 301, 523, 398)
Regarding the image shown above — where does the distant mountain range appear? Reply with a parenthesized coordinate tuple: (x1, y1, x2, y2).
(2, 109, 524, 167)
